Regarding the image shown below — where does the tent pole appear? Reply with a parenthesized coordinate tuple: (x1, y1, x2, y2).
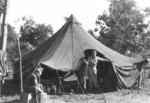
(143, 48, 146, 89)
(17, 34, 23, 93)
(143, 67, 145, 89)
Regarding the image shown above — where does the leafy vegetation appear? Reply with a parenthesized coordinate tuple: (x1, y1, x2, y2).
(94, 0, 150, 55)
(6, 24, 18, 59)
(0, 0, 5, 15)
(20, 16, 53, 47)
(6, 16, 53, 60)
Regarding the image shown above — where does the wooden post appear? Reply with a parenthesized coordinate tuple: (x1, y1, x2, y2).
(17, 35, 23, 93)
(143, 67, 145, 88)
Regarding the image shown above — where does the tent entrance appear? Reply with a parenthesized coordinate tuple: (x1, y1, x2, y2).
(84, 49, 118, 92)
(40, 64, 68, 93)
(97, 61, 118, 92)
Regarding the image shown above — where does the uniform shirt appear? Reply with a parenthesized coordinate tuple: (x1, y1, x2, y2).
(24, 74, 39, 88)
(87, 56, 104, 74)
(75, 58, 88, 76)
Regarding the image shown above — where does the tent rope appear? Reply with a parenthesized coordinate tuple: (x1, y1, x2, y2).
(2, 65, 35, 87)
(12, 62, 35, 76)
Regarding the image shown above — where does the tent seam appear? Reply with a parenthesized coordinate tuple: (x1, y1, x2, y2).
(34, 17, 72, 71)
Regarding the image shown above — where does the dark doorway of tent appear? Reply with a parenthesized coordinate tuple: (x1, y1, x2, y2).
(40, 49, 118, 94)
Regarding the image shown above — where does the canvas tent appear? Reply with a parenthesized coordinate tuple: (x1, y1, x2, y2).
(15, 14, 147, 90)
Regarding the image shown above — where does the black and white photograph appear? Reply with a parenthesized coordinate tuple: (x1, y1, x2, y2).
(0, 0, 150, 103)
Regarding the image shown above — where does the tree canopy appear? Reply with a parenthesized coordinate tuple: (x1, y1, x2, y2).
(95, 0, 150, 55)
(0, 0, 5, 15)
(20, 16, 53, 47)
(6, 16, 54, 60)
(6, 24, 18, 59)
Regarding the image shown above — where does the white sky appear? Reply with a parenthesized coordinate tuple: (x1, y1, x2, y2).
(7, 0, 150, 33)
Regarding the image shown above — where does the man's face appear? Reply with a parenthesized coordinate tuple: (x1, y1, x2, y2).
(92, 51, 97, 57)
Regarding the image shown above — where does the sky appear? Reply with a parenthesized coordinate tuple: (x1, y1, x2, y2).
(7, 0, 150, 33)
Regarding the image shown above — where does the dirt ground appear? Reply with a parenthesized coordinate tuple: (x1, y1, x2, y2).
(1, 89, 150, 103)
(1, 70, 150, 103)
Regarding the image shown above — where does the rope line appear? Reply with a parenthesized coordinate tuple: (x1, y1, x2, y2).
(2, 65, 35, 86)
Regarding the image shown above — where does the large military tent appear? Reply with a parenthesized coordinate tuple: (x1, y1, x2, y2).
(14, 14, 148, 90)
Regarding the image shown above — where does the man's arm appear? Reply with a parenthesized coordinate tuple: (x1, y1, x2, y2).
(97, 56, 109, 61)
(32, 75, 44, 92)
(32, 74, 39, 86)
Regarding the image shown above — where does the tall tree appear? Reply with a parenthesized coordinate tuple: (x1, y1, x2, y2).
(0, 0, 4, 19)
(6, 24, 18, 59)
(95, 0, 150, 54)
(20, 16, 53, 47)
(0, 0, 7, 50)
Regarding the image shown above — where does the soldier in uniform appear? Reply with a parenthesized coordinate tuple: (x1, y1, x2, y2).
(24, 67, 44, 103)
(87, 50, 109, 92)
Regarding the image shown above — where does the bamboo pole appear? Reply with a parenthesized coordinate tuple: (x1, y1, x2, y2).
(16, 34, 23, 93)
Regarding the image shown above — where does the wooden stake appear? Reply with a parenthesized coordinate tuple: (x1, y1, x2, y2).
(17, 35, 23, 93)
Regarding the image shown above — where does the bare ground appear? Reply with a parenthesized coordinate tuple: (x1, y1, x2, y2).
(1, 90, 150, 103)
(1, 70, 150, 103)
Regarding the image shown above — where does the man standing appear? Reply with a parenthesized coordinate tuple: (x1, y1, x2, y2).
(75, 57, 88, 93)
(23, 67, 44, 103)
(87, 50, 109, 92)
(60, 56, 88, 93)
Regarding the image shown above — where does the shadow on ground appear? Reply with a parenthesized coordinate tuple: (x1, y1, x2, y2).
(2, 99, 20, 103)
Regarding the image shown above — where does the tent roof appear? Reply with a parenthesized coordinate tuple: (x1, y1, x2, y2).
(22, 14, 143, 71)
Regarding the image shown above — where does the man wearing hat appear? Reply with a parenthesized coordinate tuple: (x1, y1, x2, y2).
(23, 67, 44, 103)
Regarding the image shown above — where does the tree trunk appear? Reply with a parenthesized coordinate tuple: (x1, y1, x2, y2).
(1, 0, 7, 51)
(0, 13, 2, 50)
(0, 0, 8, 84)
